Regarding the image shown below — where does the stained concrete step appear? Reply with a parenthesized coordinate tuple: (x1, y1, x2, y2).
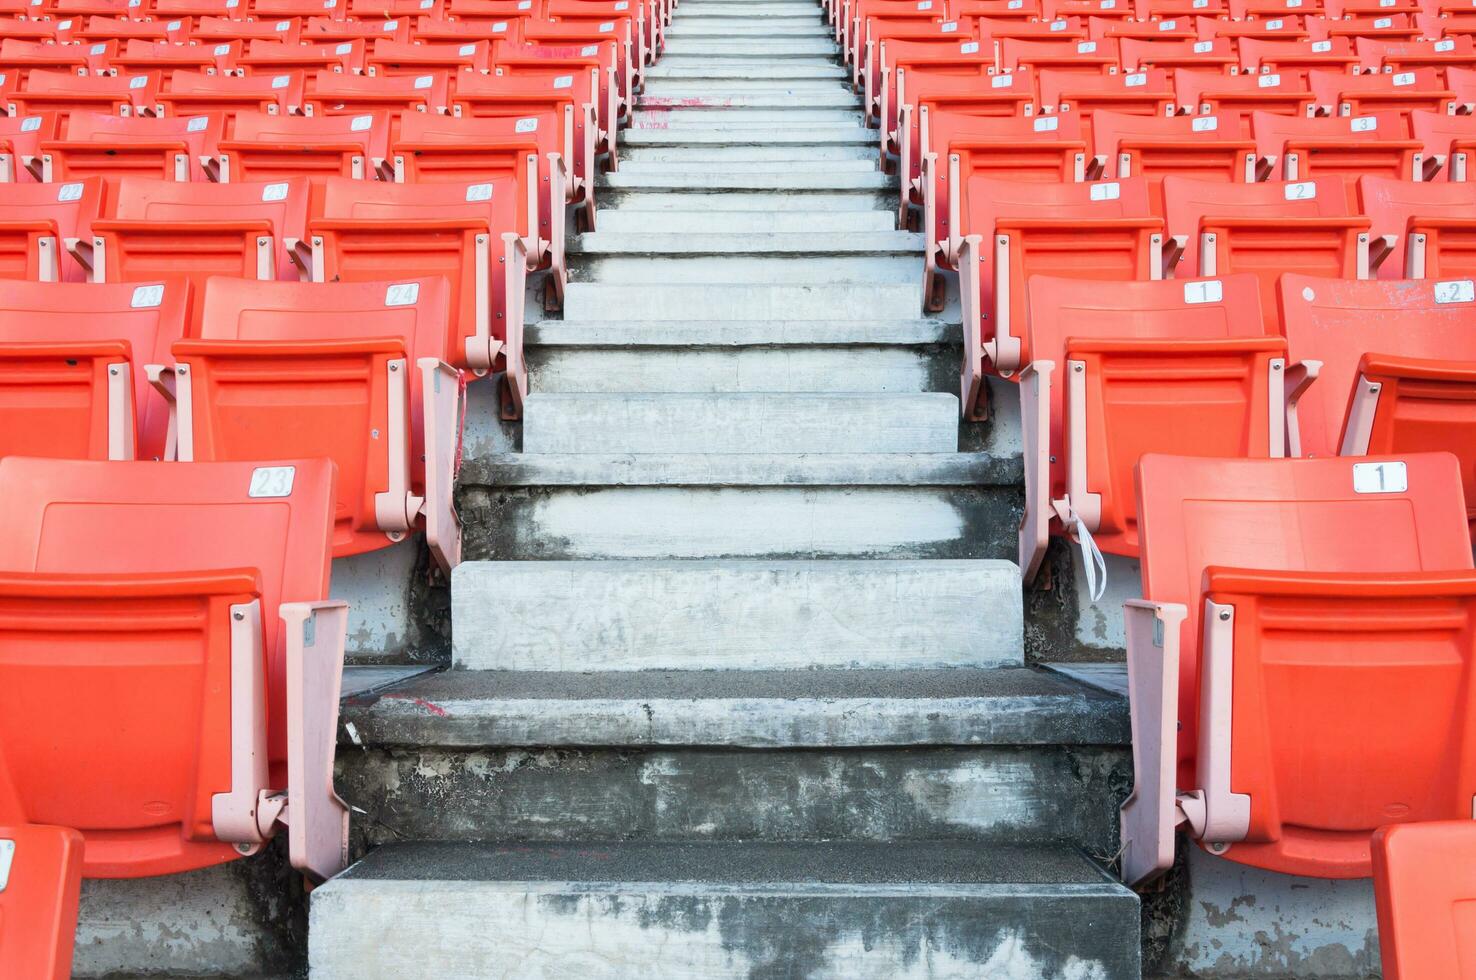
(638, 92, 861, 110)
(639, 80, 849, 98)
(645, 61, 848, 79)
(600, 170, 890, 191)
(522, 392, 956, 453)
(562, 282, 920, 319)
(338, 666, 1126, 748)
(621, 127, 872, 145)
(618, 156, 878, 172)
(657, 39, 839, 56)
(594, 208, 893, 231)
(631, 111, 866, 130)
(573, 230, 920, 255)
(526, 316, 948, 393)
(574, 254, 918, 284)
(451, 559, 1018, 670)
(604, 189, 892, 211)
(619, 143, 877, 163)
(666, 21, 831, 36)
(309, 842, 1140, 979)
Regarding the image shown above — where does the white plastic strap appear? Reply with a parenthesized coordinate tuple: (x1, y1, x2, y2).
(1074, 515, 1108, 603)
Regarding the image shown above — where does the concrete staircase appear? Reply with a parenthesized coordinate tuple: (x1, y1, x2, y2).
(308, 1, 1140, 976)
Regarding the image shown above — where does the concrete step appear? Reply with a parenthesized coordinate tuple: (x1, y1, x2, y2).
(309, 841, 1140, 980)
(573, 253, 918, 285)
(657, 39, 839, 56)
(618, 155, 878, 172)
(338, 666, 1125, 748)
(666, 21, 830, 35)
(451, 557, 1018, 669)
(600, 170, 890, 191)
(604, 189, 892, 211)
(456, 451, 1021, 561)
(621, 127, 873, 146)
(645, 61, 848, 79)
(573, 230, 920, 254)
(640, 80, 849, 98)
(521, 392, 956, 453)
(632, 110, 866, 129)
(562, 282, 921, 319)
(593, 208, 893, 231)
(619, 141, 877, 164)
(637, 92, 863, 110)
(526, 315, 949, 393)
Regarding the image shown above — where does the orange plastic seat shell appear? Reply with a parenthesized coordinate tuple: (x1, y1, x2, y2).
(0, 455, 337, 877)
(1357, 175, 1476, 278)
(0, 824, 84, 980)
(1372, 820, 1476, 980)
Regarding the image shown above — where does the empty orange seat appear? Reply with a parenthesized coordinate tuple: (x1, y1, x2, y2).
(303, 15, 411, 43)
(999, 36, 1120, 74)
(1120, 451, 1476, 885)
(73, 14, 187, 43)
(1163, 176, 1371, 324)
(0, 279, 189, 461)
(491, 39, 625, 142)
(38, 112, 224, 182)
(875, 38, 1004, 167)
(307, 175, 529, 400)
(0, 824, 84, 980)
(1018, 273, 1283, 581)
(304, 69, 450, 117)
(1308, 67, 1457, 125)
(1280, 274, 1476, 537)
(92, 177, 310, 303)
(158, 70, 304, 120)
(1092, 109, 1257, 184)
(1119, 36, 1238, 73)
(1357, 35, 1476, 73)
(11, 69, 161, 125)
(0, 453, 352, 889)
(111, 37, 241, 74)
(217, 111, 391, 181)
(194, 14, 302, 44)
(1372, 821, 1476, 980)
(1411, 107, 1476, 181)
(1089, 14, 1195, 39)
(166, 276, 463, 568)
(1038, 66, 1174, 119)
(920, 111, 1090, 309)
(0, 177, 103, 282)
(367, 37, 492, 75)
(1252, 110, 1422, 180)
(238, 37, 365, 75)
(1310, 12, 1420, 41)
(0, 112, 58, 183)
(1358, 175, 1476, 278)
(957, 176, 1165, 411)
(1172, 68, 1316, 126)
(1239, 36, 1360, 74)
(0, 37, 113, 83)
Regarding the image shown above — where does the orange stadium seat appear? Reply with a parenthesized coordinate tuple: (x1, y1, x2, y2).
(1092, 109, 1258, 184)
(166, 276, 463, 568)
(1358, 175, 1476, 277)
(1237, 36, 1360, 74)
(1357, 35, 1476, 73)
(1120, 451, 1476, 886)
(194, 14, 302, 43)
(1172, 69, 1316, 126)
(0, 112, 57, 183)
(1252, 110, 1422, 180)
(1162, 176, 1371, 323)
(957, 175, 1164, 410)
(1119, 36, 1238, 74)
(0, 824, 84, 980)
(0, 279, 189, 461)
(38, 112, 224, 182)
(1410, 107, 1476, 180)
(10, 70, 160, 125)
(1017, 273, 1283, 582)
(217, 111, 392, 181)
(0, 453, 352, 978)
(304, 69, 450, 118)
(0, 177, 102, 282)
(1280, 275, 1476, 535)
(306, 175, 530, 397)
(1307, 67, 1457, 125)
(1372, 821, 1476, 980)
(157, 70, 305, 120)
(91, 177, 311, 299)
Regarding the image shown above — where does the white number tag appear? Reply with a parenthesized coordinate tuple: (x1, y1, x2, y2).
(1192, 115, 1218, 131)
(1312, 39, 1332, 51)
(1352, 461, 1407, 494)
(57, 183, 83, 202)
(1393, 71, 1415, 85)
(459, 43, 476, 55)
(414, 74, 434, 89)
(1184, 280, 1223, 304)
(1434, 278, 1475, 303)
(1350, 115, 1376, 132)
(272, 74, 292, 88)
(1259, 73, 1281, 87)
(385, 282, 420, 306)
(1033, 116, 1059, 131)
(466, 183, 493, 201)
(1090, 181, 1120, 200)
(1284, 180, 1315, 200)
(515, 116, 538, 132)
(1077, 41, 1097, 52)
(1193, 40, 1213, 52)
(1125, 72, 1146, 85)
(131, 284, 164, 308)
(351, 114, 374, 131)
(249, 466, 296, 498)
(991, 74, 1013, 87)
(262, 182, 289, 201)
(554, 74, 574, 88)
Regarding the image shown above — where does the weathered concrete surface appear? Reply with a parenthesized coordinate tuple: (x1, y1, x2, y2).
(333, 745, 1131, 855)
(74, 844, 305, 979)
(523, 392, 958, 454)
(573, 252, 921, 285)
(1157, 848, 1380, 978)
(562, 282, 921, 319)
(452, 559, 1022, 670)
(310, 842, 1139, 980)
(338, 667, 1129, 748)
(595, 207, 895, 231)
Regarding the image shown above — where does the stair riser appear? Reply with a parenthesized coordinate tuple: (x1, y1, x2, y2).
(631, 109, 866, 127)
(619, 144, 877, 163)
(639, 82, 850, 99)
(311, 878, 1139, 979)
(595, 209, 894, 231)
(460, 485, 1019, 562)
(645, 63, 848, 79)
(332, 746, 1130, 853)
(573, 255, 919, 284)
(528, 345, 950, 393)
(666, 23, 832, 36)
(451, 559, 1018, 669)
(604, 190, 892, 211)
(657, 42, 840, 56)
(563, 282, 921, 319)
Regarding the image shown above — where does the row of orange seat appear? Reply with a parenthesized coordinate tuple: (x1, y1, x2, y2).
(834, 0, 1476, 976)
(0, 0, 667, 975)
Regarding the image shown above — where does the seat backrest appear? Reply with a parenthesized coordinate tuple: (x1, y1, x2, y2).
(1280, 273, 1476, 455)
(1172, 67, 1315, 121)
(0, 177, 104, 282)
(221, 111, 391, 179)
(306, 69, 448, 114)
(999, 36, 1119, 72)
(1372, 820, 1476, 980)
(1038, 66, 1174, 112)
(160, 69, 303, 118)
(0, 454, 334, 875)
(1358, 174, 1476, 276)
(1239, 35, 1356, 72)
(1411, 107, 1476, 177)
(1093, 108, 1254, 181)
(1119, 35, 1236, 69)
(14, 69, 159, 119)
(1163, 174, 1353, 269)
(1252, 109, 1416, 178)
(0, 279, 189, 458)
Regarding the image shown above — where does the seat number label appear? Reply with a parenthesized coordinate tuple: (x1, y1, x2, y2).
(249, 466, 296, 498)
(1284, 180, 1315, 200)
(131, 284, 165, 308)
(262, 182, 289, 202)
(1352, 461, 1407, 494)
(1184, 280, 1223, 304)
(385, 283, 421, 306)
(1434, 279, 1475, 304)
(1090, 182, 1120, 200)
(58, 183, 83, 202)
